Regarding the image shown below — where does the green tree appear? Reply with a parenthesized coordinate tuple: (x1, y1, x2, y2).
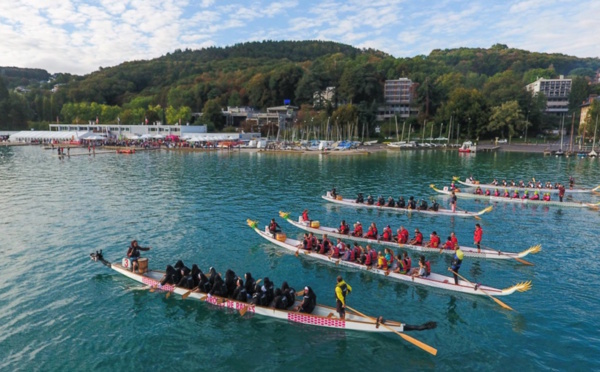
(201, 99, 224, 131)
(487, 100, 525, 141)
(569, 76, 590, 112)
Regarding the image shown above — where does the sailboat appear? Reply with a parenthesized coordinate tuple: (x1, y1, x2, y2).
(589, 114, 598, 157)
(555, 114, 565, 157)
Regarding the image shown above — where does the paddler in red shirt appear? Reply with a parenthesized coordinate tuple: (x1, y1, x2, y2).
(450, 232, 459, 249)
(426, 231, 440, 248)
(381, 225, 393, 241)
(397, 226, 409, 244)
(473, 223, 483, 253)
(351, 221, 363, 237)
(409, 228, 423, 246)
(301, 209, 310, 222)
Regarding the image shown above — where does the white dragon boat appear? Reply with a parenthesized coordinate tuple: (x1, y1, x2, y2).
(88, 250, 438, 354)
(431, 185, 600, 209)
(279, 212, 541, 265)
(247, 220, 532, 299)
(322, 191, 492, 218)
(452, 176, 600, 194)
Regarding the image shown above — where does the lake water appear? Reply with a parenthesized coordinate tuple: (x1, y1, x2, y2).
(1, 146, 599, 371)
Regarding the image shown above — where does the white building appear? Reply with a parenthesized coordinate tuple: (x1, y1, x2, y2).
(526, 76, 572, 114)
(48, 123, 207, 139)
(377, 78, 418, 121)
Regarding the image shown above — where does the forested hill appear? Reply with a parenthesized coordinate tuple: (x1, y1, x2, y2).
(2, 41, 600, 135)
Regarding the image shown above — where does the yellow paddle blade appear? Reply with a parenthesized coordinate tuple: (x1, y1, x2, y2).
(452, 176, 460, 181)
(491, 297, 513, 311)
(296, 290, 305, 297)
(278, 211, 290, 219)
(246, 219, 258, 228)
(165, 292, 171, 299)
(239, 306, 248, 316)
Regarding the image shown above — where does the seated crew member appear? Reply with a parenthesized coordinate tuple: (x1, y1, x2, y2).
(161, 265, 177, 285)
(492, 178, 498, 186)
(296, 286, 317, 314)
(329, 238, 345, 258)
(318, 234, 332, 254)
(397, 226, 409, 244)
(366, 195, 374, 205)
(338, 220, 350, 234)
(362, 246, 373, 266)
(369, 245, 378, 264)
(301, 209, 310, 222)
(262, 277, 275, 305)
(522, 190, 529, 199)
(356, 193, 364, 203)
(450, 181, 456, 191)
(244, 273, 256, 297)
(419, 199, 428, 210)
(409, 255, 431, 278)
(281, 282, 296, 309)
(512, 190, 520, 198)
(208, 273, 228, 297)
(384, 248, 395, 269)
(397, 196, 406, 208)
(225, 269, 237, 297)
(269, 218, 282, 237)
(408, 196, 417, 210)
(484, 189, 491, 196)
(409, 228, 424, 246)
(450, 232, 459, 249)
(308, 232, 319, 251)
(173, 260, 188, 285)
(493, 189, 500, 197)
(387, 196, 395, 207)
(126, 240, 151, 273)
(330, 187, 337, 198)
(270, 288, 286, 310)
(501, 179, 507, 186)
(381, 225, 393, 241)
(429, 200, 440, 211)
(352, 221, 363, 238)
(426, 231, 440, 248)
(394, 251, 412, 274)
(377, 251, 388, 270)
(443, 236, 454, 250)
(503, 189, 510, 197)
(543, 193, 551, 201)
(377, 195, 385, 206)
(351, 242, 362, 262)
(232, 278, 247, 302)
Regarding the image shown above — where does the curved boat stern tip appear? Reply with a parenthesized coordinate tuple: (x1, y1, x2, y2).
(503, 281, 533, 294)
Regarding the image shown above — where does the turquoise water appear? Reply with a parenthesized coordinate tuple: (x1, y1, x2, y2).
(1, 146, 599, 371)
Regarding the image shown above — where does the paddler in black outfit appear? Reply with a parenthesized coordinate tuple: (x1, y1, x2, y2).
(397, 196, 406, 208)
(232, 278, 247, 302)
(408, 196, 417, 210)
(244, 273, 256, 297)
(356, 193, 364, 203)
(269, 218, 282, 237)
(296, 286, 317, 314)
(280, 281, 296, 309)
(225, 269, 237, 297)
(270, 288, 286, 309)
(334, 276, 352, 319)
(387, 196, 395, 207)
(366, 195, 374, 205)
(208, 273, 228, 297)
(173, 260, 187, 285)
(161, 265, 176, 285)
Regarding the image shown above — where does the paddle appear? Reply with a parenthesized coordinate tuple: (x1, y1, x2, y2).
(448, 269, 513, 311)
(149, 275, 166, 292)
(239, 305, 249, 316)
(345, 305, 437, 356)
(480, 245, 534, 266)
(182, 286, 199, 300)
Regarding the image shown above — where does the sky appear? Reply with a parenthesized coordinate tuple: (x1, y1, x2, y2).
(0, 0, 598, 75)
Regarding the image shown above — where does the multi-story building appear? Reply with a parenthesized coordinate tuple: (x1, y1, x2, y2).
(526, 76, 572, 114)
(377, 78, 418, 121)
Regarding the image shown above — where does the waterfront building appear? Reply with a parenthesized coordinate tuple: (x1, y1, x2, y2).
(377, 78, 418, 121)
(526, 76, 572, 114)
(48, 123, 207, 139)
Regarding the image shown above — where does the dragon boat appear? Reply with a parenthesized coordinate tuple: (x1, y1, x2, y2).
(88, 250, 438, 354)
(322, 191, 492, 218)
(430, 185, 600, 209)
(247, 220, 532, 300)
(278, 212, 541, 265)
(452, 176, 600, 194)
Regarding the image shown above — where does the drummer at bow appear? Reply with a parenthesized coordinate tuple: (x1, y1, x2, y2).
(127, 240, 151, 272)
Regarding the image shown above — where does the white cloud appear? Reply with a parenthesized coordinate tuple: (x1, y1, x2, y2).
(0, 0, 598, 75)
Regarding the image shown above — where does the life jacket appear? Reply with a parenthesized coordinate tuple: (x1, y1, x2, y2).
(336, 282, 349, 302)
(444, 240, 454, 250)
(503, 191, 509, 197)
(302, 211, 309, 221)
(370, 249, 378, 263)
(424, 261, 431, 276)
(340, 224, 349, 234)
(332, 245, 341, 258)
(403, 257, 412, 272)
(494, 190, 500, 196)
(485, 189, 490, 196)
(414, 232, 423, 245)
(387, 253, 394, 265)
(399, 229, 409, 244)
(269, 221, 278, 231)
(378, 256, 388, 269)
(382, 228, 392, 241)
(364, 252, 372, 265)
(310, 236, 318, 249)
(397, 199, 406, 208)
(353, 226, 363, 236)
(429, 235, 440, 248)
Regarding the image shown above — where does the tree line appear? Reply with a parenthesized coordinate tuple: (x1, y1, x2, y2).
(1, 41, 600, 140)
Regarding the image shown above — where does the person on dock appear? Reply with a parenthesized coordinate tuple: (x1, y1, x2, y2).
(334, 276, 352, 319)
(338, 220, 350, 234)
(126, 240, 151, 273)
(409, 228, 423, 246)
(269, 218, 282, 237)
(297, 286, 317, 314)
(449, 247, 464, 285)
(474, 224, 483, 253)
(558, 184, 566, 202)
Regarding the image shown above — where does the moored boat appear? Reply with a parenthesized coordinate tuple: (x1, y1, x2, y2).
(322, 191, 492, 218)
(247, 220, 532, 298)
(116, 148, 135, 154)
(452, 177, 600, 194)
(279, 212, 541, 264)
(430, 185, 600, 209)
(458, 141, 476, 153)
(88, 250, 437, 354)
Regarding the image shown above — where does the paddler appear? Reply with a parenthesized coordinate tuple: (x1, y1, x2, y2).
(338, 220, 350, 234)
(351, 221, 363, 237)
(366, 195, 374, 205)
(531, 191, 540, 200)
(397, 226, 409, 244)
(356, 193, 364, 203)
(387, 196, 395, 207)
(474, 223, 483, 253)
(425, 231, 440, 248)
(301, 209, 310, 222)
(450, 232, 459, 249)
(330, 187, 337, 198)
(409, 228, 423, 246)
(381, 225, 393, 241)
(409, 255, 431, 278)
(443, 236, 454, 250)
(449, 247, 464, 285)
(397, 196, 406, 208)
(408, 196, 417, 210)
(334, 276, 352, 319)
(429, 200, 440, 211)
(297, 286, 317, 314)
(377, 195, 385, 206)
(126, 240, 151, 273)
(393, 251, 412, 274)
(558, 184, 566, 202)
